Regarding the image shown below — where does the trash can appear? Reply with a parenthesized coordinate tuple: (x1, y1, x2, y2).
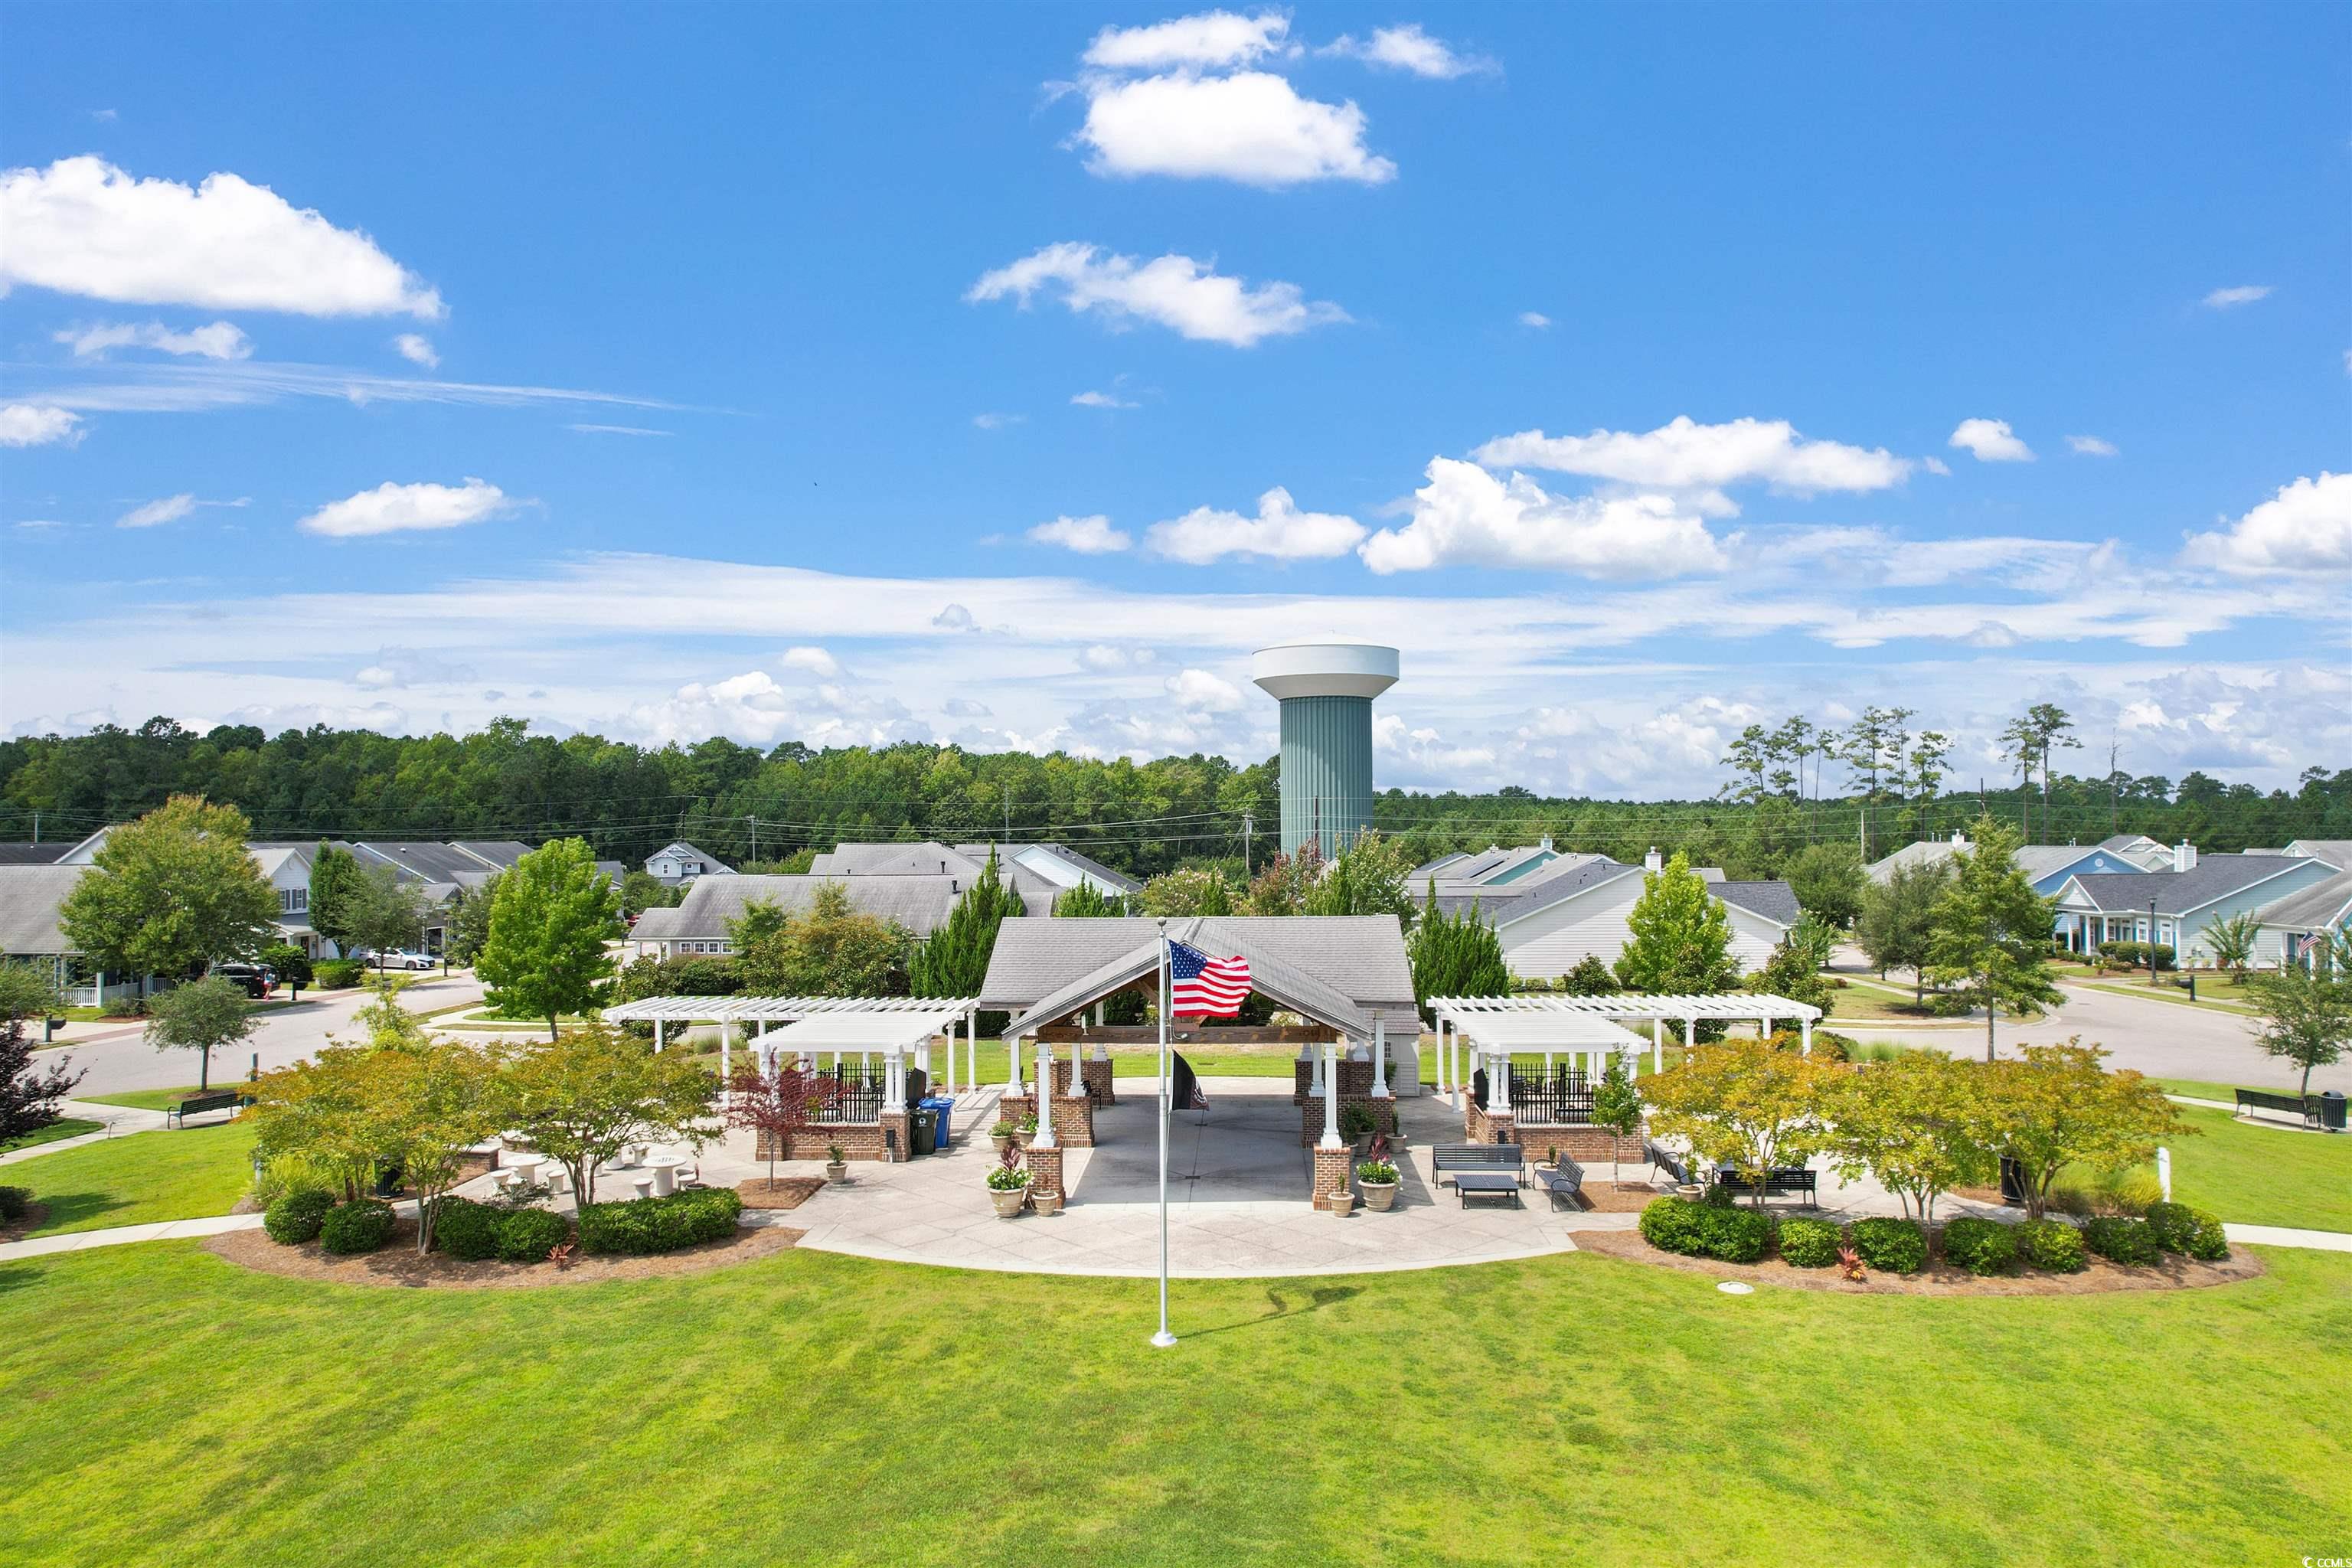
(908, 1107, 937, 1158)
(1998, 1154, 2027, 1206)
(2322, 1092, 2347, 1133)
(919, 1095, 955, 1150)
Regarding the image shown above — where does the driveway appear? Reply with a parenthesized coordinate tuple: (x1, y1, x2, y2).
(36, 970, 488, 1097)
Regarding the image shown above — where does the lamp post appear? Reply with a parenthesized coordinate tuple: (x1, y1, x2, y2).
(2148, 897, 2160, 988)
(1151, 917, 1176, 1349)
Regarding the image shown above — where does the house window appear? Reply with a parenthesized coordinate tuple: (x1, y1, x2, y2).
(280, 887, 308, 913)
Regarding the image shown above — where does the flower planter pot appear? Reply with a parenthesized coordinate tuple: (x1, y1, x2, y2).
(989, 1187, 1028, 1218)
(1034, 1190, 1063, 1217)
(1327, 1191, 1356, 1217)
(1359, 1180, 1398, 1213)
(824, 1162, 848, 1184)
(989, 1132, 1014, 1156)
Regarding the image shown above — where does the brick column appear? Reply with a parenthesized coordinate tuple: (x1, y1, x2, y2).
(878, 1109, 910, 1162)
(1309, 1145, 1352, 1210)
(1026, 1144, 1065, 1204)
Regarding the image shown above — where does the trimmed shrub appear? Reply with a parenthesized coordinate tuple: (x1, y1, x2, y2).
(2017, 1217, 2087, 1273)
(2084, 1215, 2161, 1266)
(431, 1196, 503, 1260)
(496, 1207, 570, 1263)
(1637, 1196, 1768, 1263)
(1776, 1215, 1841, 1269)
(2096, 939, 2174, 972)
(576, 1187, 743, 1256)
(263, 1187, 337, 1246)
(1851, 1217, 1927, 1275)
(319, 1198, 395, 1255)
(1939, 1215, 2017, 1276)
(313, 959, 367, 989)
(0, 1184, 29, 1222)
(2145, 1202, 2230, 1262)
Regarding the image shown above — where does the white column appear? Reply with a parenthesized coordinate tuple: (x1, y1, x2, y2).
(1371, 1018, 1391, 1099)
(1071, 1036, 1085, 1105)
(1006, 1033, 1024, 1096)
(1319, 1043, 1343, 1148)
(1031, 1038, 1058, 1149)
(1651, 1017, 1663, 1073)
(1436, 1018, 1451, 1099)
(965, 1010, 977, 1094)
(720, 1021, 732, 1102)
(942, 1022, 956, 1098)
(1800, 1018, 1813, 1057)
(654, 1019, 665, 1054)
(1494, 1050, 1513, 1115)
(1309, 1043, 1327, 1097)
(1684, 1018, 1695, 1054)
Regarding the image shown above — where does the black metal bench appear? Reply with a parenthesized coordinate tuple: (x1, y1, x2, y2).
(1432, 1142, 1527, 1190)
(1539, 1157, 1585, 1212)
(166, 1091, 247, 1128)
(1711, 1165, 1818, 1206)
(2235, 1088, 2321, 1129)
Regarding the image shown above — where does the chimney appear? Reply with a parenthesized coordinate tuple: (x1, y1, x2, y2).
(2174, 841, 2196, 873)
(1952, 829, 1968, 846)
(1539, 835, 1553, 852)
(1643, 846, 1663, 874)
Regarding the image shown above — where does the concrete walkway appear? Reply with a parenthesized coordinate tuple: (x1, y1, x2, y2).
(0, 1100, 172, 1166)
(0, 1214, 263, 1261)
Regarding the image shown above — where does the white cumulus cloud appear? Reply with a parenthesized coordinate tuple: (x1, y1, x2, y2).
(0, 156, 444, 318)
(968, 242, 1345, 348)
(2201, 285, 2272, 309)
(1949, 418, 2034, 462)
(972, 411, 1027, 430)
(2182, 472, 2352, 574)
(1358, 457, 1728, 578)
(1475, 415, 1910, 499)
(55, 319, 251, 360)
(1144, 486, 1365, 564)
(1074, 70, 1394, 187)
(1517, 311, 1552, 328)
(2067, 434, 2119, 457)
(1324, 24, 1495, 79)
(782, 645, 840, 676)
(298, 478, 517, 538)
(1027, 514, 1133, 554)
(1165, 668, 1245, 711)
(0, 404, 84, 447)
(116, 493, 195, 529)
(393, 333, 439, 368)
(1071, 388, 1138, 408)
(1083, 10, 1290, 70)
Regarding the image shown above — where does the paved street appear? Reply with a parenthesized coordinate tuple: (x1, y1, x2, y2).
(36, 971, 488, 1097)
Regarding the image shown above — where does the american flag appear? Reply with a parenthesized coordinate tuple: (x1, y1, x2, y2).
(1168, 939, 1250, 1018)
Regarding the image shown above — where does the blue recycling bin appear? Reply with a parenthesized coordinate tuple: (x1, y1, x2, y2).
(918, 1096, 955, 1150)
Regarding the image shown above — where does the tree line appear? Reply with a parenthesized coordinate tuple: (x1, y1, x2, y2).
(2, 714, 2345, 884)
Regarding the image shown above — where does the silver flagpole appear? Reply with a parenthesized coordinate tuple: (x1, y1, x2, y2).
(1152, 917, 1176, 1348)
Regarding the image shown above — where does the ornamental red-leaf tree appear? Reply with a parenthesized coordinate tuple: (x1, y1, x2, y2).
(724, 1055, 838, 1189)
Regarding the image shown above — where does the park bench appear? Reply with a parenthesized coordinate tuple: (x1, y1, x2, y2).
(1711, 1166, 1818, 1207)
(2234, 1088, 2322, 1129)
(1432, 1142, 1527, 1190)
(1539, 1156, 1585, 1212)
(1648, 1145, 1694, 1187)
(166, 1091, 246, 1128)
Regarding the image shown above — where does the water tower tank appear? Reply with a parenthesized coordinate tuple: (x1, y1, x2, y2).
(1250, 642, 1400, 858)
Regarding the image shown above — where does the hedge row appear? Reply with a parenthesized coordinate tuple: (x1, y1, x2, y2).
(319, 1198, 395, 1255)
(576, 1187, 743, 1256)
(263, 1188, 336, 1245)
(432, 1197, 573, 1263)
(1635, 1200, 2210, 1276)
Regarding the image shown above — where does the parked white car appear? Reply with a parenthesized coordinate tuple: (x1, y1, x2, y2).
(360, 949, 439, 971)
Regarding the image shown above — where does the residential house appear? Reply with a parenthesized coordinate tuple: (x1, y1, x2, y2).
(0, 864, 128, 1005)
(0, 843, 70, 866)
(626, 867, 1053, 960)
(808, 839, 1140, 900)
(2051, 849, 2341, 966)
(645, 841, 733, 886)
(2250, 840, 2352, 965)
(1407, 844, 1798, 979)
(1867, 830, 2170, 893)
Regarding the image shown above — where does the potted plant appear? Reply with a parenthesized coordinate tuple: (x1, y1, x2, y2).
(1339, 1102, 1378, 1155)
(1033, 1183, 1063, 1217)
(989, 1119, 1017, 1156)
(1326, 1184, 1356, 1217)
(1356, 1159, 1400, 1212)
(1016, 1111, 1039, 1147)
(985, 1148, 1031, 1218)
(824, 1143, 848, 1184)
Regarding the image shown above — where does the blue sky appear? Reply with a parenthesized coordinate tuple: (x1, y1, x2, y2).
(4, 4, 2347, 796)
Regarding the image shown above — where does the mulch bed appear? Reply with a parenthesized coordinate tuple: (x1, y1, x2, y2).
(735, 1177, 825, 1210)
(1566, 1181, 1665, 1214)
(204, 1214, 802, 1290)
(1571, 1227, 2266, 1295)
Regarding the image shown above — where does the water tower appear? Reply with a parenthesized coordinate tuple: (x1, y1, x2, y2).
(1250, 642, 1400, 858)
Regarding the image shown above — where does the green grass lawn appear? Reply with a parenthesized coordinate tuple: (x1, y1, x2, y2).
(2151, 1105, 2352, 1233)
(3, 1122, 256, 1236)
(79, 1084, 243, 1112)
(0, 1242, 2344, 1566)
(0, 1116, 100, 1155)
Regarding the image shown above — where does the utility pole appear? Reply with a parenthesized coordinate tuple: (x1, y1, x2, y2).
(750, 815, 759, 865)
(1243, 810, 1253, 876)
(1004, 786, 1011, 845)
(2108, 735, 2119, 835)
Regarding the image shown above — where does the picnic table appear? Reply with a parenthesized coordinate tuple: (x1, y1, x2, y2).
(1452, 1171, 1521, 1210)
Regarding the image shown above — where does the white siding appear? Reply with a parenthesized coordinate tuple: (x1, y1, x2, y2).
(1498, 880, 1783, 979)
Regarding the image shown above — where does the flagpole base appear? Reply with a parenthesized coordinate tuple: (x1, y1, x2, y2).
(1150, 1330, 1178, 1349)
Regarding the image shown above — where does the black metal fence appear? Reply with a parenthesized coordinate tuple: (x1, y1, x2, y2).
(1507, 1065, 1596, 1125)
(811, 1065, 884, 1124)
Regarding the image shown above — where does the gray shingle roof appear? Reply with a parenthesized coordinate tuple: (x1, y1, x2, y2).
(2286, 840, 2352, 871)
(2252, 867, 2352, 931)
(353, 841, 506, 884)
(961, 841, 1144, 895)
(980, 914, 1417, 1034)
(626, 906, 687, 941)
(668, 873, 1013, 939)
(0, 844, 69, 867)
(1712, 880, 1801, 927)
(0, 864, 83, 955)
(2061, 855, 2319, 916)
(1424, 858, 1639, 926)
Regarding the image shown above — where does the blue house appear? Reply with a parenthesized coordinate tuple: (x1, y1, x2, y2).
(2052, 851, 2341, 966)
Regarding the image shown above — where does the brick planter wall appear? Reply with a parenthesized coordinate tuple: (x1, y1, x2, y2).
(759, 1123, 887, 1162)
(1462, 1099, 1516, 1150)
(1050, 1058, 1116, 1106)
(1513, 1125, 1645, 1168)
(997, 1091, 1096, 1148)
(1025, 1145, 1065, 1204)
(1298, 1093, 1394, 1147)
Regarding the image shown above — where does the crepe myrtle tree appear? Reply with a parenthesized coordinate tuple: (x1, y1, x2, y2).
(2, 1016, 85, 1143)
(1640, 1035, 1842, 1205)
(495, 1023, 717, 1206)
(1978, 1040, 2185, 1220)
(724, 1054, 840, 1188)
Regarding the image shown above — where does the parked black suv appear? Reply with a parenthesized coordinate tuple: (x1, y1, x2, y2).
(211, 963, 277, 999)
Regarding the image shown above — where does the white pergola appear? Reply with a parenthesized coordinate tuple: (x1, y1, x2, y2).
(753, 1008, 975, 1115)
(599, 995, 982, 1099)
(1425, 992, 1825, 1106)
(1436, 1010, 1649, 1122)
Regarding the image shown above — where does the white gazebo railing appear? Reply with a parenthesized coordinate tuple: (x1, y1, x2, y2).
(1424, 992, 1825, 1106)
(600, 995, 982, 1100)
